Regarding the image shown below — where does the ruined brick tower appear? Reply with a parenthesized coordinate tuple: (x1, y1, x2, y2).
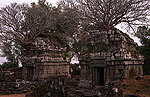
(79, 29, 144, 86)
(22, 37, 70, 80)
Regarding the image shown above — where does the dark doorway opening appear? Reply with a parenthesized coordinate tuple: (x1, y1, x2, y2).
(95, 67, 104, 86)
(27, 67, 34, 80)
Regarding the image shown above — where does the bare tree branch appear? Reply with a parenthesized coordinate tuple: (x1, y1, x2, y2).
(0, 3, 29, 45)
(60, 0, 150, 31)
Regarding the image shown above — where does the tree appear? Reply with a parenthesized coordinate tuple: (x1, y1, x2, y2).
(136, 26, 150, 75)
(0, 0, 80, 60)
(60, 0, 150, 31)
(0, 3, 29, 46)
(1, 41, 26, 68)
(57, 0, 150, 57)
(136, 26, 150, 46)
(1, 42, 18, 67)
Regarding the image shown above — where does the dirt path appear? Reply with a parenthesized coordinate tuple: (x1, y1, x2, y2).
(0, 94, 25, 97)
(123, 75, 150, 97)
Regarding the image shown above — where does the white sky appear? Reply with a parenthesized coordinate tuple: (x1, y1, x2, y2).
(0, 0, 58, 7)
(0, 0, 141, 64)
(0, 0, 59, 64)
(0, 0, 141, 46)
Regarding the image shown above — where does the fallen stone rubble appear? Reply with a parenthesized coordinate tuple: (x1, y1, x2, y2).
(0, 68, 31, 95)
(0, 80, 31, 95)
(29, 77, 124, 97)
(0, 68, 141, 97)
(0, 70, 124, 97)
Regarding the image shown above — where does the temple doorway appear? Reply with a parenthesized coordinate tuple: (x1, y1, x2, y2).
(95, 67, 104, 86)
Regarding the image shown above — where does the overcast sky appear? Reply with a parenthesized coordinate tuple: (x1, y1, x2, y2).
(0, 0, 59, 64)
(0, 0, 141, 45)
(0, 0, 141, 64)
(0, 0, 58, 7)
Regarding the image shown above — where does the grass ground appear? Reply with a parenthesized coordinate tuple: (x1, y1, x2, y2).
(123, 75, 150, 97)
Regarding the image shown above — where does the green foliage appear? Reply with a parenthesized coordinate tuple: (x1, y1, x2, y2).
(1, 62, 17, 69)
(34, 82, 48, 97)
(0, 0, 79, 56)
(39, 32, 68, 47)
(1, 41, 26, 68)
(81, 43, 108, 55)
(94, 43, 108, 52)
(136, 26, 150, 75)
(53, 35, 68, 47)
(137, 46, 150, 75)
(37, 82, 48, 94)
(28, 0, 77, 48)
(70, 64, 79, 70)
(70, 64, 80, 76)
(65, 52, 72, 59)
(136, 26, 150, 46)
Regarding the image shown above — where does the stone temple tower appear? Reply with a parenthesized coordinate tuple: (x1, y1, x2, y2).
(79, 28, 144, 86)
(22, 37, 70, 80)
